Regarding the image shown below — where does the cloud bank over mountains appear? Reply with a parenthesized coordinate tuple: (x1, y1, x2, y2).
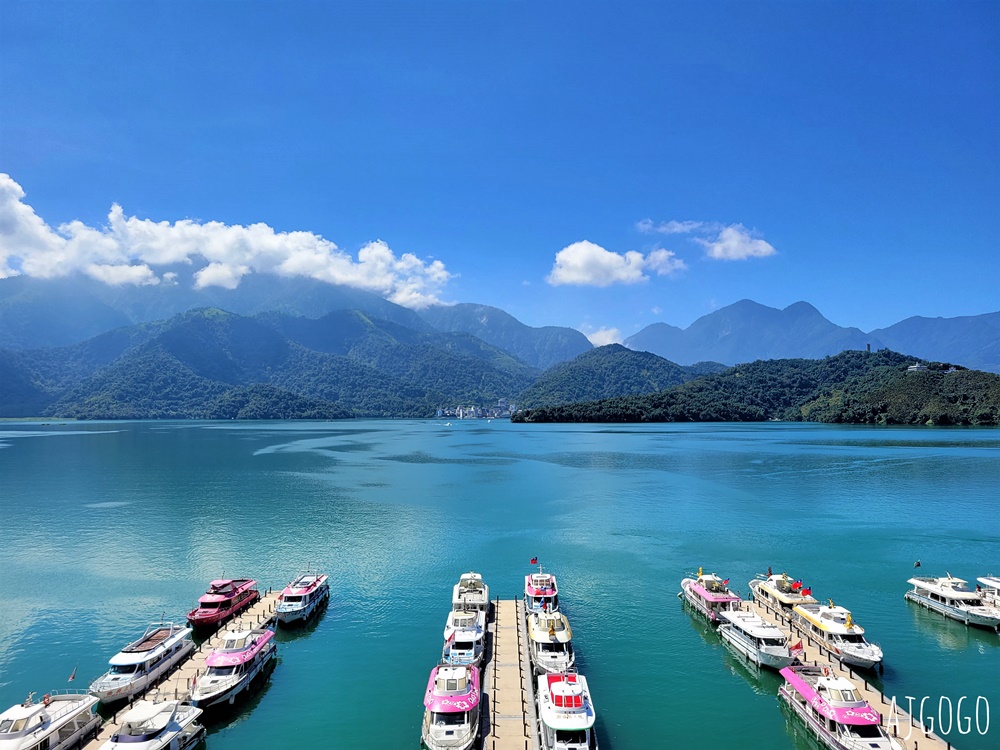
(0, 174, 452, 308)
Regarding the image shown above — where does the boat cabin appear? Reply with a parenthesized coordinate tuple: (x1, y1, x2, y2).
(422, 666, 480, 750)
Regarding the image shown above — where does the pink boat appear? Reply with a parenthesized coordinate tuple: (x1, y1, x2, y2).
(525, 566, 560, 615)
(421, 665, 481, 750)
(679, 568, 742, 623)
(186, 578, 259, 630)
(779, 665, 903, 749)
(189, 627, 276, 709)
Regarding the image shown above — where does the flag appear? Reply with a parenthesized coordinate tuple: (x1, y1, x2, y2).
(722, 578, 730, 585)
(801, 587, 812, 596)
(791, 580, 803, 590)
(530, 557, 538, 565)
(790, 640, 803, 652)
(68, 664, 77, 682)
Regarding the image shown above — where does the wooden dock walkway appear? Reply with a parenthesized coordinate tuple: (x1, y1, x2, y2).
(745, 597, 954, 750)
(481, 598, 539, 750)
(83, 591, 280, 749)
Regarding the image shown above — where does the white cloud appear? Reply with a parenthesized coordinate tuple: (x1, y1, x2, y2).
(696, 224, 776, 260)
(0, 173, 453, 307)
(546, 240, 685, 287)
(636, 218, 707, 235)
(582, 326, 623, 347)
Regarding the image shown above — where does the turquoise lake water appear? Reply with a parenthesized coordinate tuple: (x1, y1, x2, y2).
(1, 420, 998, 748)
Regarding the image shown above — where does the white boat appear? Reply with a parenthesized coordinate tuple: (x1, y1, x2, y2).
(451, 572, 489, 614)
(441, 619, 485, 668)
(189, 628, 277, 709)
(779, 665, 902, 750)
(89, 623, 194, 703)
(791, 602, 883, 669)
(905, 575, 1000, 631)
(275, 572, 330, 626)
(718, 609, 796, 669)
(443, 608, 486, 643)
(0, 691, 101, 750)
(535, 672, 597, 750)
(680, 568, 741, 623)
(977, 576, 1000, 608)
(98, 701, 205, 750)
(527, 612, 575, 674)
(749, 572, 818, 611)
(524, 568, 560, 615)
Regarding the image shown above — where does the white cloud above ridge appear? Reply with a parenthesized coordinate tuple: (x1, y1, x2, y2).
(0, 173, 452, 308)
(546, 240, 686, 287)
(637, 217, 777, 261)
(582, 326, 622, 347)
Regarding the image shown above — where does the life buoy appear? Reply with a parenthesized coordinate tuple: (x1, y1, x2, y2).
(43, 694, 51, 707)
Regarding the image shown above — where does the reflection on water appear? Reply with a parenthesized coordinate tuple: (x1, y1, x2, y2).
(906, 599, 1000, 652)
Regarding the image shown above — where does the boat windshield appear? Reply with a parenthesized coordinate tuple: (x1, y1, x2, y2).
(208, 665, 239, 676)
(199, 601, 223, 610)
(555, 729, 588, 743)
(538, 642, 566, 653)
(760, 638, 785, 647)
(829, 688, 862, 702)
(1, 719, 29, 733)
(430, 711, 466, 726)
(110, 663, 140, 675)
(846, 724, 883, 738)
(453, 640, 474, 651)
(837, 633, 866, 644)
(283, 595, 303, 603)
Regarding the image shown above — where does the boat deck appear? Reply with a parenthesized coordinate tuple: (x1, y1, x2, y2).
(82, 591, 280, 750)
(120, 627, 173, 653)
(480, 599, 539, 750)
(745, 597, 951, 750)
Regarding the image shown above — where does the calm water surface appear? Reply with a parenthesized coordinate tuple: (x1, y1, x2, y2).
(1, 420, 998, 748)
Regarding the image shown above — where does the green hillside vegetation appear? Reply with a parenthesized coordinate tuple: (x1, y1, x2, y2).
(517, 344, 726, 408)
(512, 350, 1000, 426)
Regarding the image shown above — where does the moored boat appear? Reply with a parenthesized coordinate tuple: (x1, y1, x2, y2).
(905, 575, 1000, 631)
(0, 691, 101, 750)
(527, 611, 575, 674)
(189, 628, 276, 709)
(680, 568, 741, 623)
(186, 578, 259, 630)
(535, 672, 598, 750)
(451, 572, 489, 614)
(718, 609, 796, 669)
(275, 572, 330, 626)
(443, 608, 486, 643)
(778, 665, 902, 749)
(791, 602, 883, 669)
(421, 665, 480, 750)
(525, 568, 559, 615)
(749, 572, 817, 611)
(98, 701, 204, 750)
(441, 618, 485, 668)
(89, 623, 194, 703)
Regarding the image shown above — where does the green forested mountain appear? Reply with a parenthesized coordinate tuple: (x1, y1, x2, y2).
(517, 344, 726, 408)
(0, 308, 538, 419)
(513, 350, 1000, 426)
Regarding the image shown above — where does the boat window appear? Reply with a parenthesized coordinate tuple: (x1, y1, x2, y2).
(761, 638, 785, 647)
(224, 636, 251, 649)
(199, 601, 223, 610)
(831, 689, 862, 702)
(430, 711, 466, 726)
(847, 724, 883, 738)
(838, 633, 865, 644)
(539, 642, 566, 653)
(283, 595, 303, 603)
(555, 729, 588, 743)
(208, 665, 239, 676)
(453, 640, 474, 650)
(110, 664, 140, 675)
(0, 718, 27, 733)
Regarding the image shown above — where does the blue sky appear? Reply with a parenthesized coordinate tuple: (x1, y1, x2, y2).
(1, 1, 997, 342)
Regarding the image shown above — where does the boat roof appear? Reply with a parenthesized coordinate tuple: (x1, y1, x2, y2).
(424, 666, 480, 713)
(718, 610, 785, 638)
(281, 573, 327, 597)
(205, 629, 273, 667)
(907, 576, 982, 599)
(116, 700, 181, 733)
(109, 624, 190, 666)
(780, 666, 880, 726)
(528, 613, 573, 643)
(199, 578, 256, 603)
(756, 574, 818, 604)
(525, 572, 558, 597)
(684, 576, 741, 603)
(978, 576, 1000, 589)
(793, 604, 866, 635)
(537, 673, 596, 730)
(0, 693, 98, 736)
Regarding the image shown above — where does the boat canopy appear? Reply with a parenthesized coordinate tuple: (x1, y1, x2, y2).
(423, 666, 480, 713)
(780, 667, 880, 725)
(205, 629, 273, 667)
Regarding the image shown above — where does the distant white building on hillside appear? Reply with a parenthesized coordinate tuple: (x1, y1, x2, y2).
(907, 363, 929, 372)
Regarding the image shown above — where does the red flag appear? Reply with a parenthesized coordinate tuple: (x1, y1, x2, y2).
(790, 640, 803, 652)
(530, 557, 538, 565)
(801, 587, 812, 596)
(68, 664, 77, 682)
(722, 578, 730, 585)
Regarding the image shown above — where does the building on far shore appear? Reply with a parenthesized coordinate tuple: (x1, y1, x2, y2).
(907, 363, 929, 372)
(436, 399, 516, 419)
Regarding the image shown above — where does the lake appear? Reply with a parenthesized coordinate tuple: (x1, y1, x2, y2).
(1, 420, 998, 748)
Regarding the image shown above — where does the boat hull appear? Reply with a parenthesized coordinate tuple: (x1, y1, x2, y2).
(905, 590, 1000, 630)
(718, 624, 795, 670)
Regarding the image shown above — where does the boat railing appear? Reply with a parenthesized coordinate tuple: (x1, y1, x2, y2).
(32, 690, 97, 724)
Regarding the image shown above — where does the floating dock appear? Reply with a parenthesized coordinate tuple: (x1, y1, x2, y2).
(83, 591, 280, 749)
(481, 598, 539, 750)
(745, 597, 953, 750)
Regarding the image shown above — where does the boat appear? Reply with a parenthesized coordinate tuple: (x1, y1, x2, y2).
(525, 567, 559, 615)
(535, 672, 598, 750)
(443, 608, 486, 643)
(189, 627, 277, 709)
(275, 572, 330, 626)
(778, 665, 902, 749)
(679, 568, 742, 623)
(749, 572, 818, 611)
(977, 575, 1000, 607)
(0, 691, 101, 750)
(527, 611, 575, 674)
(440, 617, 486, 668)
(905, 575, 1000, 631)
(717, 609, 796, 669)
(451, 572, 490, 614)
(791, 602, 883, 669)
(420, 665, 480, 750)
(186, 578, 259, 630)
(98, 701, 205, 750)
(89, 623, 194, 703)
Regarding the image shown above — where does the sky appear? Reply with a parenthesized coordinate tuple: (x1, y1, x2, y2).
(1, 1, 998, 344)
